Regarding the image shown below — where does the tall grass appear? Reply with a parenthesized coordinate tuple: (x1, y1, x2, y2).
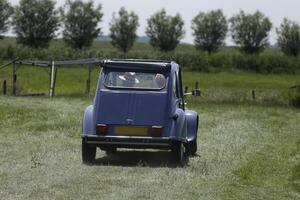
(0, 66, 299, 107)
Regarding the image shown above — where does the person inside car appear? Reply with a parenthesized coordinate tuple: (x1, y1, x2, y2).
(154, 73, 166, 88)
(119, 72, 140, 87)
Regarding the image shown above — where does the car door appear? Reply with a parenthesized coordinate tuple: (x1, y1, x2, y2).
(174, 69, 185, 110)
(172, 69, 187, 139)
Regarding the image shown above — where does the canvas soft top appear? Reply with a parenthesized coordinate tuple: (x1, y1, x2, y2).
(102, 59, 174, 72)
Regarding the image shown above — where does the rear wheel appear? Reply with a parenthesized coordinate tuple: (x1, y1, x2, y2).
(82, 139, 96, 164)
(186, 140, 197, 155)
(172, 141, 186, 166)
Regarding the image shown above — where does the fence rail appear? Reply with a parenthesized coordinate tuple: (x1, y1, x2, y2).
(1, 58, 104, 97)
(15, 58, 104, 67)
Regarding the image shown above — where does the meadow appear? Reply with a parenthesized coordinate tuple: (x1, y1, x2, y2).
(0, 37, 300, 199)
(0, 65, 299, 106)
(0, 95, 299, 199)
(0, 66, 299, 199)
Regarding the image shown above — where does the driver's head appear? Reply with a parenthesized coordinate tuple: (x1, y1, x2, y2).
(124, 72, 135, 81)
(154, 74, 166, 88)
(123, 72, 136, 87)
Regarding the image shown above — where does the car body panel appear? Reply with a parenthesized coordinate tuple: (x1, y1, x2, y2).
(185, 109, 199, 141)
(81, 59, 198, 149)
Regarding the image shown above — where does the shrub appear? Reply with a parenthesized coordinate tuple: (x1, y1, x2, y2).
(0, 39, 300, 74)
(289, 85, 300, 108)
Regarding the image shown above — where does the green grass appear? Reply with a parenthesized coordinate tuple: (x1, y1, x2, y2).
(183, 71, 300, 106)
(0, 96, 299, 199)
(1, 37, 299, 199)
(0, 66, 299, 106)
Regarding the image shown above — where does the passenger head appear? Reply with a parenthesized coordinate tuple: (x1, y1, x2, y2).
(154, 74, 166, 88)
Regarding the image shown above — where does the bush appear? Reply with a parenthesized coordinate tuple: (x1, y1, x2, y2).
(289, 85, 300, 108)
(0, 39, 300, 74)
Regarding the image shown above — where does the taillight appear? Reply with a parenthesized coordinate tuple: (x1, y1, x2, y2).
(96, 124, 108, 135)
(150, 126, 163, 137)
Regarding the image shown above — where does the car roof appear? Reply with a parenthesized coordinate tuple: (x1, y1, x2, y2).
(103, 59, 178, 72)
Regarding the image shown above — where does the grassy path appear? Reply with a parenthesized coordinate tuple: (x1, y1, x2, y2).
(0, 96, 299, 199)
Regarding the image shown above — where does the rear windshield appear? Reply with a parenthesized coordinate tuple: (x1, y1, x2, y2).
(104, 71, 166, 90)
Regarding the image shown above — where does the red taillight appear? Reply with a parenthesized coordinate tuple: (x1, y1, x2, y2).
(150, 126, 163, 137)
(96, 124, 108, 135)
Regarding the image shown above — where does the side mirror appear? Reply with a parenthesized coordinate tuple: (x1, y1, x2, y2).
(192, 89, 201, 97)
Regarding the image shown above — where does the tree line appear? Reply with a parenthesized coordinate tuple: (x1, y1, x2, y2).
(0, 0, 300, 57)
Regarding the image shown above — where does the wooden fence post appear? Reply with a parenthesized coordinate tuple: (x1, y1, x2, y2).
(3, 80, 6, 95)
(86, 64, 92, 95)
(252, 90, 256, 100)
(184, 86, 188, 93)
(52, 68, 58, 96)
(49, 61, 56, 97)
(12, 61, 17, 96)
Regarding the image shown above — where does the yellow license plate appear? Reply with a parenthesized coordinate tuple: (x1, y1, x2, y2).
(115, 126, 148, 136)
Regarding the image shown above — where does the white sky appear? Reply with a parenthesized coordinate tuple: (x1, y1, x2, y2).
(9, 0, 300, 45)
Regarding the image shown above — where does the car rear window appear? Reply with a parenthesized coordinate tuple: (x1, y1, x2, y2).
(104, 71, 166, 90)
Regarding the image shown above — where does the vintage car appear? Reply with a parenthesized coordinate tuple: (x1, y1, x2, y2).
(81, 59, 200, 165)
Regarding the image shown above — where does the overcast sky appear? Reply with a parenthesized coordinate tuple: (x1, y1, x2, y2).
(9, 0, 300, 44)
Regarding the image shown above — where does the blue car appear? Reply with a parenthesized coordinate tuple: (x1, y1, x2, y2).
(81, 59, 199, 165)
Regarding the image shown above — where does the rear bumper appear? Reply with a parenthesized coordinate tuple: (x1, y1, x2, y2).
(82, 135, 174, 149)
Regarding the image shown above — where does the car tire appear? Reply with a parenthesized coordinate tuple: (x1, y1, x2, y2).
(82, 139, 96, 164)
(172, 141, 186, 166)
(186, 139, 197, 156)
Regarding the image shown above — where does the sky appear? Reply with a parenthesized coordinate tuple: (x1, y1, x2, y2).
(9, 0, 300, 45)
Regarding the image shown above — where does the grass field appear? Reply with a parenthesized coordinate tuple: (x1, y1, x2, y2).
(0, 95, 299, 200)
(0, 64, 299, 199)
(0, 66, 299, 106)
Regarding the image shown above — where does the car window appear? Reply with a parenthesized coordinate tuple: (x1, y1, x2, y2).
(104, 71, 166, 90)
(174, 72, 180, 98)
(173, 72, 177, 96)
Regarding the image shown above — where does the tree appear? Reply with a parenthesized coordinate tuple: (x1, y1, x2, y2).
(13, 0, 59, 48)
(277, 18, 300, 57)
(109, 7, 139, 53)
(230, 10, 272, 54)
(0, 0, 12, 38)
(192, 9, 228, 53)
(146, 9, 185, 52)
(61, 0, 103, 50)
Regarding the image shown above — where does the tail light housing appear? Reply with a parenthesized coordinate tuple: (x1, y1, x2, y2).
(96, 124, 108, 135)
(150, 126, 163, 137)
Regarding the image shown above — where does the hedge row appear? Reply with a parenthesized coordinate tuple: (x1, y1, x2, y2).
(0, 45, 299, 74)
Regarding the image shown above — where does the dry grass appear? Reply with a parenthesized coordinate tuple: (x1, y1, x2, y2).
(0, 96, 299, 199)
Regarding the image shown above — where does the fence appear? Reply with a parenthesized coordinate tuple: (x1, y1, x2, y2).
(0, 58, 103, 97)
